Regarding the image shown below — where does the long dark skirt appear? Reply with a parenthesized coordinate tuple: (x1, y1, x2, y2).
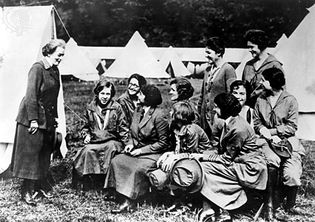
(73, 140, 123, 177)
(105, 153, 161, 200)
(11, 123, 54, 180)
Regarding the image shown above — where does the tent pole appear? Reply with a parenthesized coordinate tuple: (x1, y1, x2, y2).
(51, 6, 57, 39)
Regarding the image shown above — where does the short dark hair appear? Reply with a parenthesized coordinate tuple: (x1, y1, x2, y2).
(214, 93, 241, 119)
(170, 78, 194, 101)
(171, 101, 195, 126)
(93, 80, 116, 97)
(128, 73, 147, 89)
(230, 80, 250, 102)
(141, 84, 162, 107)
(244, 29, 269, 51)
(262, 67, 285, 90)
(205, 37, 225, 56)
(42, 39, 66, 56)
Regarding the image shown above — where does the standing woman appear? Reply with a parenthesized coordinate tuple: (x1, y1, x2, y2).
(198, 37, 236, 138)
(11, 39, 66, 205)
(105, 84, 170, 213)
(117, 73, 147, 127)
(242, 29, 283, 108)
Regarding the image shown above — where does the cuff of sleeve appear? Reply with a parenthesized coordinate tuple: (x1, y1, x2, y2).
(270, 128, 277, 136)
(140, 145, 151, 154)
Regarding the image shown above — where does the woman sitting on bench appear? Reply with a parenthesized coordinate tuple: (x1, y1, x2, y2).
(190, 93, 268, 221)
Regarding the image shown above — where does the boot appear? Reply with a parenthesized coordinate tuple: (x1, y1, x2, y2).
(284, 186, 302, 215)
(111, 196, 136, 214)
(264, 166, 278, 221)
(21, 179, 37, 206)
(34, 177, 54, 199)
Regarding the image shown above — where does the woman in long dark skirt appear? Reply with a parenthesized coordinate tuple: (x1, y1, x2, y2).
(72, 80, 129, 188)
(11, 39, 66, 206)
(105, 84, 170, 213)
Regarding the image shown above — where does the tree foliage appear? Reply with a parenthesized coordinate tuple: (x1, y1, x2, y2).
(2, 0, 315, 47)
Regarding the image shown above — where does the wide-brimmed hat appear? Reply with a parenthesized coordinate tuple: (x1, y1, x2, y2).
(148, 169, 169, 190)
(169, 157, 204, 194)
(268, 138, 293, 158)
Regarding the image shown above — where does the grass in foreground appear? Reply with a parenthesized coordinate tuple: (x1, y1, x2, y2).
(1, 79, 314, 221)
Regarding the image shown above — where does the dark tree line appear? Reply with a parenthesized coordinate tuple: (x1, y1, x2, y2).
(2, 0, 315, 47)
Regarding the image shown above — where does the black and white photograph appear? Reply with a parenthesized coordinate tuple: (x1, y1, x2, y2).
(0, 0, 315, 221)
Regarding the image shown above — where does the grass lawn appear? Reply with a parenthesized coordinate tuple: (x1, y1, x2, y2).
(1, 78, 315, 222)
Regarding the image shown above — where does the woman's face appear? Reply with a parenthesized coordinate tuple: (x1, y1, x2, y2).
(205, 47, 220, 65)
(98, 87, 112, 106)
(128, 78, 140, 96)
(247, 41, 261, 59)
(48, 46, 65, 66)
(232, 85, 247, 107)
(169, 83, 179, 101)
(261, 79, 272, 91)
(138, 91, 145, 104)
(213, 103, 221, 118)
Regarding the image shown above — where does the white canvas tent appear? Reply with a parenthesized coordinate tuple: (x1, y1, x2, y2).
(0, 6, 67, 174)
(274, 4, 315, 140)
(58, 38, 99, 81)
(104, 31, 169, 78)
(159, 46, 191, 77)
(81, 46, 248, 65)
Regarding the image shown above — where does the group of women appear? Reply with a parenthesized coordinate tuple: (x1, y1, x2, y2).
(11, 30, 304, 222)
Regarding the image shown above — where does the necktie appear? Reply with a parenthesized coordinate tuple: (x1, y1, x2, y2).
(139, 109, 145, 122)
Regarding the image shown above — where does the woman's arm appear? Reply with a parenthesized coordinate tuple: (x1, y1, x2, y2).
(139, 114, 169, 155)
(25, 64, 43, 122)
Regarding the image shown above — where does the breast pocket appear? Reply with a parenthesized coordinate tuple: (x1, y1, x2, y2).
(107, 113, 117, 131)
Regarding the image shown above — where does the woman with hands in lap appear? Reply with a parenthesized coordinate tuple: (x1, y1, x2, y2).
(104, 84, 170, 214)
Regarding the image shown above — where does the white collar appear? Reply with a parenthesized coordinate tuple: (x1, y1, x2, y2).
(224, 116, 233, 126)
(44, 56, 53, 68)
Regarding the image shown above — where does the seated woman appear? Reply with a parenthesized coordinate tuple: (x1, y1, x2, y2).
(169, 78, 200, 125)
(190, 93, 268, 221)
(230, 80, 254, 128)
(149, 101, 211, 211)
(105, 84, 170, 213)
(72, 80, 129, 188)
(153, 101, 211, 176)
(117, 73, 147, 127)
(253, 67, 305, 217)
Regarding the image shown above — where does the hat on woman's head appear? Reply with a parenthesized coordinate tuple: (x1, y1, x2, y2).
(169, 157, 204, 194)
(214, 93, 241, 119)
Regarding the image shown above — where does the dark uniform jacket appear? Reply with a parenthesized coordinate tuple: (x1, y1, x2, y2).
(16, 59, 60, 129)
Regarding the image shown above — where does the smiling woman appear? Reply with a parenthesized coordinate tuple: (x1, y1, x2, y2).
(117, 73, 147, 127)
(72, 80, 129, 190)
(10, 39, 66, 206)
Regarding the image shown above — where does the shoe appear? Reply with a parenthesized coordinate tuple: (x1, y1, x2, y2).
(215, 209, 231, 222)
(274, 207, 290, 221)
(111, 198, 136, 214)
(286, 206, 303, 215)
(197, 208, 215, 222)
(39, 189, 54, 199)
(166, 202, 181, 212)
(103, 193, 116, 201)
(22, 192, 37, 206)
